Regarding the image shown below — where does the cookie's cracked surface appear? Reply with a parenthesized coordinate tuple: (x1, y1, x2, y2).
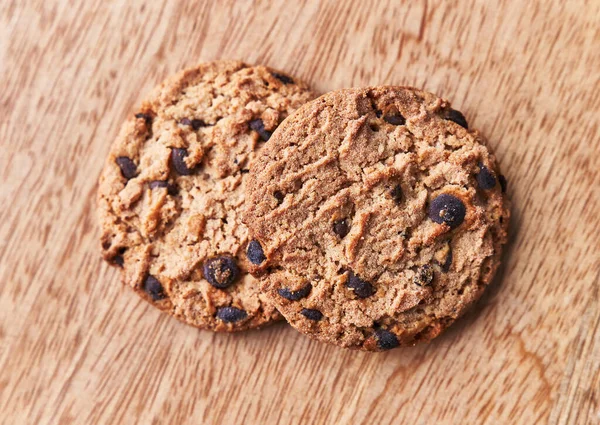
(98, 60, 315, 331)
(244, 87, 509, 349)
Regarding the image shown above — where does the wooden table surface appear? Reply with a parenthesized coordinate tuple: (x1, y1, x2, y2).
(1, 1, 599, 424)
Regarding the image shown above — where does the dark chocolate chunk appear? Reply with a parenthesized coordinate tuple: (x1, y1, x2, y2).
(390, 184, 403, 203)
(135, 112, 152, 125)
(247, 240, 266, 265)
(383, 114, 406, 126)
(116, 156, 138, 180)
(428, 194, 466, 229)
(203, 256, 239, 289)
(240, 169, 250, 174)
(414, 265, 434, 286)
(180, 118, 207, 130)
(148, 180, 169, 189)
(333, 219, 350, 238)
(301, 308, 323, 321)
(249, 119, 272, 141)
(444, 109, 468, 129)
(476, 163, 497, 190)
(111, 247, 126, 268)
(375, 110, 383, 118)
(346, 271, 376, 298)
(374, 329, 400, 350)
(167, 184, 178, 196)
(216, 306, 247, 322)
(499, 174, 508, 193)
(271, 72, 294, 85)
(143, 275, 166, 301)
(278, 284, 312, 301)
(170, 148, 195, 175)
(179, 118, 208, 130)
(148, 180, 177, 196)
(191, 119, 206, 130)
(273, 190, 285, 204)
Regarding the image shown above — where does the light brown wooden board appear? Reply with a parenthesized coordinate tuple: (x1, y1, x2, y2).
(1, 0, 599, 424)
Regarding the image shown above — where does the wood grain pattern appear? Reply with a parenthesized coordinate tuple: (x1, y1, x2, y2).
(1, 0, 599, 424)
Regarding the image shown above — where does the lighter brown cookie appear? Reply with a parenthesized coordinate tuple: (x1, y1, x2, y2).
(98, 61, 315, 331)
(244, 87, 509, 349)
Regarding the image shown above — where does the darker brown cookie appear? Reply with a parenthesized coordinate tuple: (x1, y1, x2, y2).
(244, 86, 509, 349)
(98, 60, 315, 331)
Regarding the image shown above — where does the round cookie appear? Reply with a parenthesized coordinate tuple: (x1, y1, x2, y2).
(244, 86, 510, 349)
(98, 61, 315, 331)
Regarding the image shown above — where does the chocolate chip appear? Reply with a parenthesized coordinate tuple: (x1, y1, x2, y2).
(247, 240, 266, 265)
(374, 329, 400, 350)
(444, 109, 468, 129)
(273, 191, 285, 204)
(149, 180, 169, 189)
(170, 148, 195, 175)
(203, 256, 239, 289)
(278, 284, 312, 301)
(499, 174, 507, 193)
(301, 308, 323, 321)
(384, 114, 406, 126)
(110, 255, 123, 267)
(390, 184, 403, 203)
(375, 110, 383, 118)
(180, 118, 207, 130)
(116, 156, 138, 180)
(249, 119, 272, 141)
(428, 194, 466, 229)
(167, 184, 178, 196)
(240, 169, 250, 174)
(149, 180, 177, 196)
(476, 164, 497, 190)
(135, 113, 152, 125)
(143, 275, 166, 301)
(192, 119, 206, 130)
(346, 271, 376, 298)
(414, 265, 434, 286)
(216, 306, 247, 322)
(111, 247, 126, 267)
(271, 72, 294, 84)
(333, 219, 350, 238)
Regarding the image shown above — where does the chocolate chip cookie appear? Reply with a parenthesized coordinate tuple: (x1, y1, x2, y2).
(244, 87, 509, 349)
(98, 60, 315, 331)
